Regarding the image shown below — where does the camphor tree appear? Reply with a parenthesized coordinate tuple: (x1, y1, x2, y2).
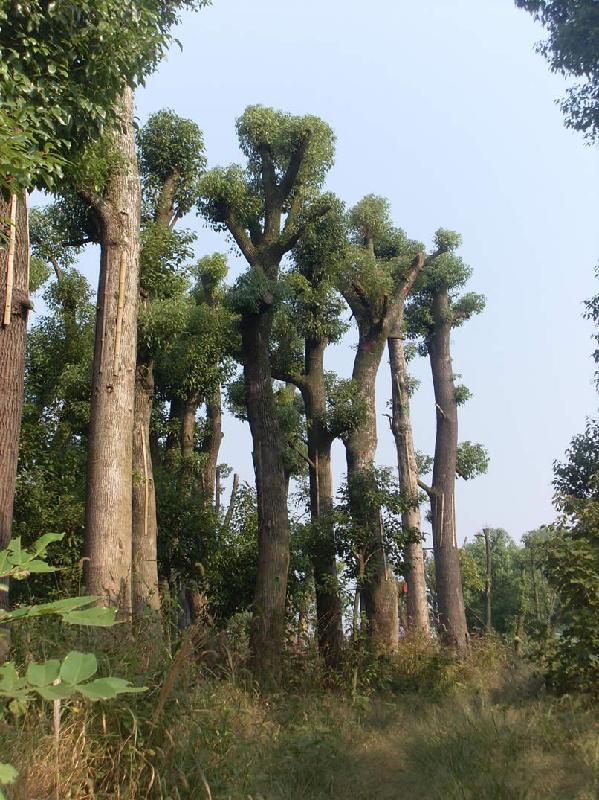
(387, 335, 430, 634)
(407, 230, 485, 647)
(515, 0, 599, 141)
(132, 110, 205, 615)
(337, 195, 439, 651)
(270, 196, 356, 663)
(198, 105, 336, 674)
(0, 2, 208, 617)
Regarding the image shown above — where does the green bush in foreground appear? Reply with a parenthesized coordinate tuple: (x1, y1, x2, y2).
(0, 534, 144, 799)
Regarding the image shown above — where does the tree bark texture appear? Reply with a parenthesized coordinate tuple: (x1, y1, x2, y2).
(201, 386, 223, 504)
(0, 191, 29, 655)
(242, 306, 290, 677)
(84, 88, 141, 610)
(346, 331, 399, 653)
(132, 359, 160, 614)
(388, 336, 430, 634)
(303, 338, 344, 664)
(428, 287, 468, 648)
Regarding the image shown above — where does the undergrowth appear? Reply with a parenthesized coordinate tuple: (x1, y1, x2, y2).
(2, 628, 599, 799)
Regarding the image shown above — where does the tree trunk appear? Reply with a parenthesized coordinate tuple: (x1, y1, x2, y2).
(132, 359, 160, 615)
(484, 527, 492, 633)
(428, 287, 468, 648)
(388, 336, 430, 634)
(346, 333, 398, 653)
(0, 190, 29, 658)
(84, 88, 141, 610)
(242, 306, 290, 678)
(303, 338, 344, 665)
(201, 386, 223, 504)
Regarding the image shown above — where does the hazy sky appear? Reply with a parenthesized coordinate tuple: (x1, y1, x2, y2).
(48, 0, 599, 544)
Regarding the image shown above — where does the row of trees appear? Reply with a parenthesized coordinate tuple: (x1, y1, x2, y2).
(14, 93, 491, 676)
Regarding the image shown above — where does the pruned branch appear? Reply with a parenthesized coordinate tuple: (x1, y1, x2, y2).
(279, 133, 311, 200)
(223, 208, 258, 265)
(417, 478, 433, 497)
(279, 197, 332, 254)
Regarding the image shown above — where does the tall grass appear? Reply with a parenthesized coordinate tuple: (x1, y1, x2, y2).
(2, 631, 598, 799)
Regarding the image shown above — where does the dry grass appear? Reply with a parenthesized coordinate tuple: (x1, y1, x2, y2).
(2, 636, 599, 799)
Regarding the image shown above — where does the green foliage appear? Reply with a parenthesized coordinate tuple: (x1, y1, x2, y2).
(0, 0, 208, 192)
(544, 422, 599, 694)
(0, 534, 145, 792)
(515, 0, 599, 140)
(456, 441, 490, 481)
(461, 530, 521, 633)
(236, 104, 335, 198)
(324, 377, 367, 441)
(337, 467, 420, 581)
(406, 231, 485, 348)
(138, 109, 206, 221)
(14, 268, 95, 600)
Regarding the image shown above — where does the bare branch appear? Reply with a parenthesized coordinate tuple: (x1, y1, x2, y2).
(279, 133, 311, 200)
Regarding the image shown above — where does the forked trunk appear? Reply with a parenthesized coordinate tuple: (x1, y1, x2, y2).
(428, 288, 468, 648)
(0, 190, 29, 658)
(388, 336, 430, 634)
(132, 359, 160, 615)
(84, 88, 141, 610)
(242, 307, 290, 677)
(346, 334, 398, 653)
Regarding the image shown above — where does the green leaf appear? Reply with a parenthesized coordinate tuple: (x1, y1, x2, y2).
(62, 607, 117, 627)
(33, 533, 64, 553)
(0, 763, 17, 786)
(79, 677, 146, 701)
(36, 684, 76, 701)
(0, 663, 20, 692)
(23, 559, 57, 574)
(26, 659, 60, 688)
(60, 651, 97, 685)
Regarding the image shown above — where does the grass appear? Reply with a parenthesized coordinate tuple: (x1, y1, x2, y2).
(2, 632, 599, 799)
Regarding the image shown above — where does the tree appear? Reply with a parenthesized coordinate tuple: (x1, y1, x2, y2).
(198, 105, 336, 675)
(387, 335, 429, 634)
(0, 0, 208, 620)
(0, 0, 207, 194)
(515, 0, 599, 141)
(132, 110, 205, 615)
(270, 197, 353, 663)
(545, 419, 599, 693)
(337, 195, 436, 651)
(407, 229, 485, 648)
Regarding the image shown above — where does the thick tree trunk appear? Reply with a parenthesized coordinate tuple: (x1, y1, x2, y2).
(303, 338, 344, 665)
(84, 89, 141, 610)
(388, 336, 430, 634)
(132, 359, 160, 615)
(242, 307, 290, 677)
(346, 333, 398, 653)
(428, 288, 468, 648)
(201, 386, 223, 504)
(0, 191, 29, 657)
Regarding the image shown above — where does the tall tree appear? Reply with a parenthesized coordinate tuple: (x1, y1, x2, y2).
(515, 0, 599, 140)
(387, 335, 430, 633)
(337, 195, 430, 651)
(132, 110, 205, 615)
(271, 197, 354, 663)
(0, 192, 30, 629)
(198, 105, 336, 675)
(80, 89, 141, 609)
(0, 0, 207, 615)
(407, 230, 485, 648)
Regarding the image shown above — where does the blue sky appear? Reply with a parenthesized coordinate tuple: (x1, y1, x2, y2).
(46, 0, 599, 543)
